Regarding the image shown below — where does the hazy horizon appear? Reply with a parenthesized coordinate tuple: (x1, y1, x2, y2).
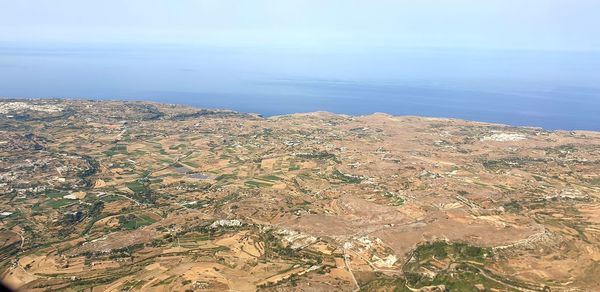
(1, 1, 600, 130)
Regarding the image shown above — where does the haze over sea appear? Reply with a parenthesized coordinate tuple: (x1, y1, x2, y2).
(1, 43, 600, 131)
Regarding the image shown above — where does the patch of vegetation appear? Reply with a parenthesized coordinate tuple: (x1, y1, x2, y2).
(410, 241, 490, 263)
(503, 200, 522, 213)
(99, 195, 125, 203)
(126, 179, 156, 204)
(394, 241, 541, 291)
(46, 199, 75, 209)
(206, 193, 240, 210)
(124, 103, 165, 120)
(245, 180, 273, 188)
(331, 169, 362, 184)
(104, 144, 127, 156)
(404, 264, 513, 291)
(359, 267, 527, 292)
(383, 192, 405, 206)
(63, 211, 84, 225)
(296, 151, 338, 162)
(542, 144, 578, 158)
(80, 155, 99, 187)
(358, 274, 410, 292)
(532, 175, 544, 182)
(126, 180, 150, 193)
(481, 157, 546, 170)
(182, 160, 199, 168)
(118, 214, 156, 230)
(216, 173, 237, 181)
(259, 175, 281, 182)
(259, 231, 322, 265)
(82, 201, 105, 235)
(46, 191, 68, 198)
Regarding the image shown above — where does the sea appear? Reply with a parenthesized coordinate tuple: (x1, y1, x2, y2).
(1, 43, 599, 131)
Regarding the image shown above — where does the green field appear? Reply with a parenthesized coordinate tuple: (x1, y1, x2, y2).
(118, 214, 156, 230)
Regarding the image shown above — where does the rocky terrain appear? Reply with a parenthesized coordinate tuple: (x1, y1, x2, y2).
(1, 99, 599, 291)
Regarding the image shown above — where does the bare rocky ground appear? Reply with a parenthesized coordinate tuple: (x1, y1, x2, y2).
(1, 99, 599, 291)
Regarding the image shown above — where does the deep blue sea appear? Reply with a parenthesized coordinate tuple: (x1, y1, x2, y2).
(1, 43, 599, 131)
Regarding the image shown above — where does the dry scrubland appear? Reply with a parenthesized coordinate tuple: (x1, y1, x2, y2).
(1, 99, 600, 291)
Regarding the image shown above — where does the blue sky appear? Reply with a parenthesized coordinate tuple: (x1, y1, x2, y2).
(1, 0, 599, 51)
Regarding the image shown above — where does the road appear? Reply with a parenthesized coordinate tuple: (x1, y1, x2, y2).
(343, 247, 361, 292)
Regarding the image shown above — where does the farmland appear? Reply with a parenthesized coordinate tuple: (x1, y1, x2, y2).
(1, 99, 600, 291)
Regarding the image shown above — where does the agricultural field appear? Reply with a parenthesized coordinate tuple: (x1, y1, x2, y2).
(1, 99, 600, 291)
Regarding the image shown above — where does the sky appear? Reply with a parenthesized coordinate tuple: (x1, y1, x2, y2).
(1, 0, 600, 51)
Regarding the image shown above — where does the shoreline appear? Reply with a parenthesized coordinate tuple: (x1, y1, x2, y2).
(1, 96, 597, 133)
